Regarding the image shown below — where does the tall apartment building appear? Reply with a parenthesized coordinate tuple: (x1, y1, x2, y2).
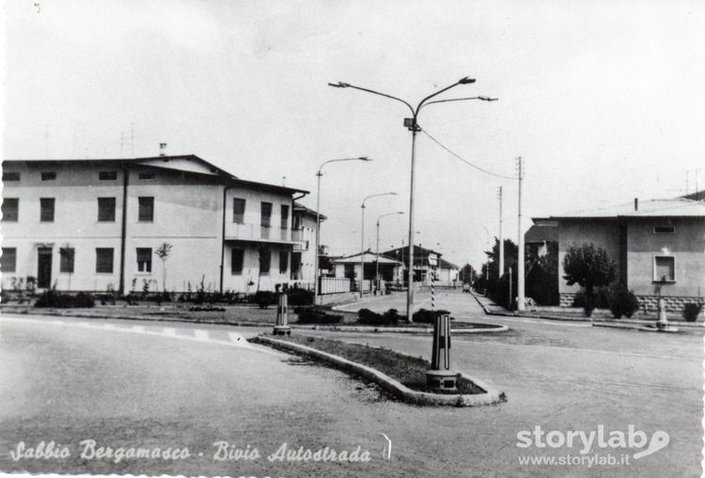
(0, 155, 315, 294)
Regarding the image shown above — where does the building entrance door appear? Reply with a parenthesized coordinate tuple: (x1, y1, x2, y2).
(37, 247, 53, 288)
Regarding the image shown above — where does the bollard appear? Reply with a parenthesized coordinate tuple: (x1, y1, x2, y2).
(426, 314, 460, 393)
(656, 298, 669, 330)
(273, 292, 291, 336)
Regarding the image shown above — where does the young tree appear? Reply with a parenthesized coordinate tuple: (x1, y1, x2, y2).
(562, 243, 616, 315)
(154, 243, 173, 291)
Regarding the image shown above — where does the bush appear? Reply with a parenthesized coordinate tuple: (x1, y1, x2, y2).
(609, 286, 640, 318)
(357, 308, 400, 326)
(254, 291, 277, 309)
(571, 287, 613, 310)
(682, 303, 703, 322)
(412, 308, 451, 324)
(35, 290, 95, 308)
(287, 288, 314, 306)
(295, 306, 343, 324)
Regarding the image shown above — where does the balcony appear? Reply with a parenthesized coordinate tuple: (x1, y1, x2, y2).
(226, 222, 304, 245)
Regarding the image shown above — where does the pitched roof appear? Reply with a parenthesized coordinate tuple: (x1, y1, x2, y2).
(525, 223, 558, 243)
(293, 202, 327, 221)
(540, 198, 705, 219)
(331, 251, 402, 265)
(681, 190, 705, 201)
(438, 258, 459, 270)
(3, 154, 309, 194)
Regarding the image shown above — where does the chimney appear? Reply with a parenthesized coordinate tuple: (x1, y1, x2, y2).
(634, 198, 639, 212)
(159, 143, 167, 157)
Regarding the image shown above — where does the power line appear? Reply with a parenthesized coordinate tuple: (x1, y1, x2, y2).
(421, 128, 516, 180)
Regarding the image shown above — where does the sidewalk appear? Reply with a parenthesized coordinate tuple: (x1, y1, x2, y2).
(471, 291, 705, 329)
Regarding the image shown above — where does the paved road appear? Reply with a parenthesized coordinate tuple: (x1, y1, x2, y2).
(1, 291, 702, 477)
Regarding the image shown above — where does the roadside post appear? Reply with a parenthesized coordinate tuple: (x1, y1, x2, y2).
(426, 314, 460, 393)
(273, 284, 291, 336)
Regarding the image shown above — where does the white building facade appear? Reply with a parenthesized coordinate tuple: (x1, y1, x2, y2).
(0, 155, 314, 295)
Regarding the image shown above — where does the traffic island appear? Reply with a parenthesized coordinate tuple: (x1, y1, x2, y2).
(250, 334, 506, 407)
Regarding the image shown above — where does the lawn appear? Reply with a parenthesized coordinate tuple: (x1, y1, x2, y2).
(273, 334, 484, 395)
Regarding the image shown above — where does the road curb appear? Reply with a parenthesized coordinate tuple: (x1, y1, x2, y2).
(0, 309, 508, 334)
(468, 291, 704, 328)
(252, 335, 506, 408)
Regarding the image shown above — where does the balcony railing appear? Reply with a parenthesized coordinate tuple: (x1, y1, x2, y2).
(226, 223, 305, 243)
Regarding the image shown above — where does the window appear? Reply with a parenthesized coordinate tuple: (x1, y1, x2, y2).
(99, 171, 118, 180)
(41, 171, 57, 181)
(654, 256, 675, 282)
(96, 248, 114, 273)
(1, 247, 16, 272)
(2, 198, 19, 222)
(261, 202, 272, 228)
(231, 248, 244, 275)
(279, 250, 288, 273)
(97, 197, 116, 222)
(653, 225, 675, 234)
(138, 197, 154, 222)
(259, 247, 271, 274)
(138, 172, 156, 180)
(40, 198, 55, 222)
(280, 204, 289, 230)
(2, 172, 20, 181)
(136, 248, 152, 273)
(233, 198, 246, 224)
(59, 248, 75, 273)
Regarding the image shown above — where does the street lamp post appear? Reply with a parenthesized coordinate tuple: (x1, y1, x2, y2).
(376, 211, 404, 292)
(314, 157, 371, 305)
(330, 78, 495, 321)
(360, 192, 397, 298)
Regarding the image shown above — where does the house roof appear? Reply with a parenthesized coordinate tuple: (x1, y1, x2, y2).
(294, 202, 327, 221)
(383, 244, 443, 258)
(331, 251, 402, 265)
(525, 223, 559, 243)
(537, 198, 705, 220)
(3, 155, 309, 195)
(681, 190, 705, 201)
(438, 258, 459, 270)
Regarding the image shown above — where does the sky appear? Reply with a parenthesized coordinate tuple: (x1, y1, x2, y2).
(3, 0, 704, 269)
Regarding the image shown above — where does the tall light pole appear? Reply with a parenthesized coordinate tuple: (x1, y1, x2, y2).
(329, 78, 495, 322)
(314, 157, 371, 304)
(360, 192, 397, 297)
(516, 156, 525, 311)
(376, 211, 404, 291)
(498, 186, 504, 277)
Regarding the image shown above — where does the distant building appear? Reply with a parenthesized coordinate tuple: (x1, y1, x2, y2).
(529, 193, 705, 310)
(437, 258, 460, 287)
(382, 244, 443, 287)
(0, 155, 318, 294)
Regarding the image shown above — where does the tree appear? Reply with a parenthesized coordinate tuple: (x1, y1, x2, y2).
(154, 243, 173, 291)
(562, 243, 616, 315)
(458, 264, 476, 284)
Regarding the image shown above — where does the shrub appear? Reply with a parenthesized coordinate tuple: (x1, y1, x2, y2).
(683, 303, 703, 322)
(412, 308, 451, 324)
(254, 291, 277, 308)
(287, 288, 314, 306)
(609, 286, 640, 318)
(295, 306, 343, 324)
(571, 287, 613, 310)
(357, 308, 400, 326)
(35, 290, 95, 308)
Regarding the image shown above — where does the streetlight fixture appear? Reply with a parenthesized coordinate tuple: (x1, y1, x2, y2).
(314, 157, 372, 304)
(376, 211, 404, 292)
(360, 192, 397, 298)
(330, 77, 495, 321)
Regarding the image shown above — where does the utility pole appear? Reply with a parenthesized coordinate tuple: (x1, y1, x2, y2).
(516, 157, 525, 312)
(498, 186, 504, 277)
